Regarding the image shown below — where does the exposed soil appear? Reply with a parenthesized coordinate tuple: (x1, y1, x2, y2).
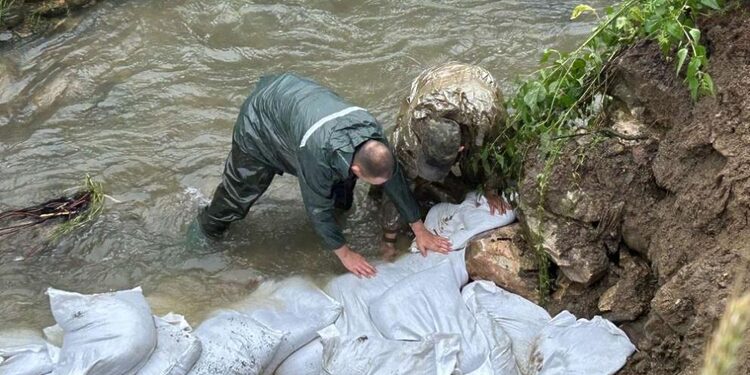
(518, 4, 750, 374)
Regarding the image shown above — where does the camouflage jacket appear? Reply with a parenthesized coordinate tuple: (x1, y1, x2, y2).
(379, 62, 508, 231)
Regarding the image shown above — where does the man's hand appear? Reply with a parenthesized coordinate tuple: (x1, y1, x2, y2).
(334, 245, 377, 278)
(484, 191, 513, 216)
(410, 220, 452, 257)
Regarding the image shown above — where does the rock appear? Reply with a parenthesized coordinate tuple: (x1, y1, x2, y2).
(0, 31, 13, 43)
(35, 1, 68, 17)
(67, 0, 95, 10)
(597, 252, 653, 322)
(521, 204, 609, 286)
(466, 224, 540, 302)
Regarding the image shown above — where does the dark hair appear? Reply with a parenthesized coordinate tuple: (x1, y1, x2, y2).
(353, 140, 395, 179)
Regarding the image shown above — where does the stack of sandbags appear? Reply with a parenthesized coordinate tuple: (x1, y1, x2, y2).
(1, 288, 203, 375)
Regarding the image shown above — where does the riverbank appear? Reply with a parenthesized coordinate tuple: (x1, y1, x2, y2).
(0, 0, 100, 44)
(490, 2, 750, 374)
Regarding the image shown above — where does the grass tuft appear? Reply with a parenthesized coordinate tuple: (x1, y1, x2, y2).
(701, 275, 750, 375)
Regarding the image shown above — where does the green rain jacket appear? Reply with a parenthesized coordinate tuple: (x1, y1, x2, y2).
(202, 73, 421, 250)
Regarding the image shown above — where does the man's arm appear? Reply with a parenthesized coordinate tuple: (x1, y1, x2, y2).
(382, 162, 452, 255)
(298, 177, 377, 277)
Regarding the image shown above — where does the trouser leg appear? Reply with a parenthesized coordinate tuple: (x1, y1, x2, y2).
(198, 141, 276, 239)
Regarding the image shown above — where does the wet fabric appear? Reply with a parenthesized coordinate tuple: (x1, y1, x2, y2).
(369, 261, 493, 374)
(410, 191, 516, 252)
(529, 311, 636, 375)
(462, 281, 551, 372)
(376, 62, 508, 234)
(275, 338, 324, 375)
(232, 277, 343, 375)
(137, 314, 202, 375)
(188, 310, 283, 375)
(199, 73, 420, 250)
(319, 325, 461, 375)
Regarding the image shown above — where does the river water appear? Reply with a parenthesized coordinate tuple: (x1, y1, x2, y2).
(0, 0, 613, 328)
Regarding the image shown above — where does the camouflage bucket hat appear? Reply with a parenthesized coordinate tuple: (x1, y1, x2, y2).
(414, 117, 462, 182)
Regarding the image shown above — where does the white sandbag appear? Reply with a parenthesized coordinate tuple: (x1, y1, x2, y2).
(231, 277, 342, 375)
(528, 311, 635, 375)
(462, 281, 551, 371)
(274, 338, 323, 375)
(369, 261, 492, 374)
(318, 325, 460, 375)
(137, 313, 202, 375)
(412, 191, 516, 252)
(469, 305, 521, 375)
(48, 287, 157, 375)
(0, 330, 59, 375)
(189, 310, 283, 375)
(325, 249, 468, 338)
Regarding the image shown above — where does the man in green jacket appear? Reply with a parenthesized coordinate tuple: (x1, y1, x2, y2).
(195, 73, 450, 277)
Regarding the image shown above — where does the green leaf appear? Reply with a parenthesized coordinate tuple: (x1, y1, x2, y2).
(541, 49, 559, 64)
(687, 56, 702, 78)
(615, 16, 629, 30)
(700, 0, 721, 10)
(703, 73, 715, 95)
(571, 4, 596, 20)
(676, 47, 688, 74)
(689, 28, 701, 43)
(688, 76, 699, 100)
(535, 84, 548, 103)
(524, 89, 539, 112)
(666, 22, 683, 40)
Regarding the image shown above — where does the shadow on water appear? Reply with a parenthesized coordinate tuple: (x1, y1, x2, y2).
(0, 0, 614, 327)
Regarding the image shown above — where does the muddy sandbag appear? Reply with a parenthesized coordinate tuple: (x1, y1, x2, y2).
(412, 192, 516, 252)
(231, 277, 341, 375)
(462, 281, 550, 371)
(0, 330, 59, 375)
(369, 260, 492, 374)
(274, 338, 323, 375)
(325, 250, 468, 338)
(319, 325, 460, 375)
(460, 283, 520, 375)
(137, 313, 202, 375)
(189, 310, 284, 375)
(48, 287, 157, 375)
(528, 311, 635, 375)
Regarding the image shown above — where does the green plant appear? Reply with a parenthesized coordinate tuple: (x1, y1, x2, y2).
(0, 0, 17, 25)
(50, 174, 104, 241)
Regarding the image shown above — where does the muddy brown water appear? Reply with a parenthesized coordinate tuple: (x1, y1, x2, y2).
(0, 0, 614, 328)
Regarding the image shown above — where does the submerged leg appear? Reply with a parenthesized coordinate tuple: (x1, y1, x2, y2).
(197, 142, 276, 239)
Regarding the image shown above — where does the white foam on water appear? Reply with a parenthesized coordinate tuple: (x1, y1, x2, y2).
(184, 187, 210, 206)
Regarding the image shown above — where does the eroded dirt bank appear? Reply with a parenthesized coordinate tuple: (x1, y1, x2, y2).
(514, 5, 750, 374)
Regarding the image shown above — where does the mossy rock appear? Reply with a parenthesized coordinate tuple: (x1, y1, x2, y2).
(34, 0, 68, 17)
